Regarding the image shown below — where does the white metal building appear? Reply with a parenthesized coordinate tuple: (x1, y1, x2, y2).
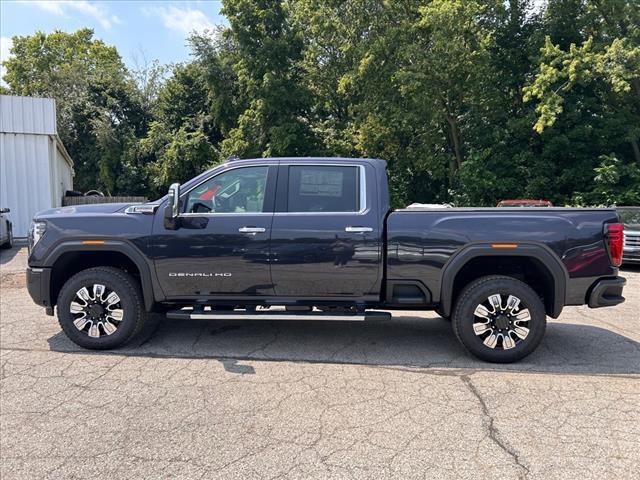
(0, 95, 74, 237)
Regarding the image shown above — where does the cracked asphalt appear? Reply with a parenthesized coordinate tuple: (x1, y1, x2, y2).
(1, 245, 639, 479)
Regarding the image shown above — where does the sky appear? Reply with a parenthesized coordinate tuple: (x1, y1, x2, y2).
(1, 1, 226, 82)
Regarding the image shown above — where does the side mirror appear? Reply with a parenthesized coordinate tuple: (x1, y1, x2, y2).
(0, 208, 9, 214)
(164, 183, 181, 230)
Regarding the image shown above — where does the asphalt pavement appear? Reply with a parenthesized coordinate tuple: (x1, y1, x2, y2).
(1, 245, 639, 479)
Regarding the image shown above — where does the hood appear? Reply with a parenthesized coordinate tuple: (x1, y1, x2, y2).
(35, 203, 133, 218)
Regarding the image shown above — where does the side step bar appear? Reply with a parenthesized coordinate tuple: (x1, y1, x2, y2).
(166, 309, 392, 322)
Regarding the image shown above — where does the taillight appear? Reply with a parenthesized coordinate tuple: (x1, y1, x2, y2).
(605, 223, 624, 267)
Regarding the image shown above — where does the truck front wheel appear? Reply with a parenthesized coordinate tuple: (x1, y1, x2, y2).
(452, 275, 546, 363)
(56, 267, 146, 349)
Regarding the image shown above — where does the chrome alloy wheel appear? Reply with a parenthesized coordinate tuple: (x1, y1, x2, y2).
(472, 294, 531, 350)
(70, 284, 124, 338)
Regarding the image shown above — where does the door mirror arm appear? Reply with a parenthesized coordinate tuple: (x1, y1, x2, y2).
(164, 183, 181, 230)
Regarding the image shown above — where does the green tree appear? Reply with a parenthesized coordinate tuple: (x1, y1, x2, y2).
(220, 0, 319, 158)
(303, 0, 503, 205)
(140, 62, 218, 194)
(291, 0, 385, 157)
(3, 1, 639, 207)
(3, 29, 145, 194)
(524, 0, 640, 205)
(138, 32, 245, 195)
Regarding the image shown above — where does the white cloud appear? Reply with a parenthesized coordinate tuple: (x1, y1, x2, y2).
(143, 6, 215, 35)
(1, 36, 13, 86)
(19, 1, 118, 29)
(27, 0, 64, 15)
(0, 37, 11, 62)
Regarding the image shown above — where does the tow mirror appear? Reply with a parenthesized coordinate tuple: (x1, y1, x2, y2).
(0, 208, 9, 214)
(164, 183, 181, 230)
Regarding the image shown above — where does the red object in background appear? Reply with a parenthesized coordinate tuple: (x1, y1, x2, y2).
(199, 184, 220, 200)
(605, 223, 624, 267)
(496, 199, 554, 207)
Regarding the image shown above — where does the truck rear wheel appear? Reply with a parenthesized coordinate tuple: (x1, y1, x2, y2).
(452, 275, 546, 363)
(56, 267, 146, 349)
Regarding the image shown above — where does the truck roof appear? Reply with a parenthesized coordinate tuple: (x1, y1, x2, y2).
(183, 157, 387, 192)
(225, 156, 387, 165)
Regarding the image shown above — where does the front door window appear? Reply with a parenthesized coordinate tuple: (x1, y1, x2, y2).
(184, 166, 269, 214)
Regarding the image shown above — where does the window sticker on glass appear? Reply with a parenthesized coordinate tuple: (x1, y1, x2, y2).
(299, 170, 343, 197)
(288, 165, 359, 213)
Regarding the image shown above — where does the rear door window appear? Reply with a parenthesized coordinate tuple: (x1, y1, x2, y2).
(287, 166, 360, 213)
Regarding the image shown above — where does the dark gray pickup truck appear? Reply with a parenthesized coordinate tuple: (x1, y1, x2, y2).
(27, 157, 626, 362)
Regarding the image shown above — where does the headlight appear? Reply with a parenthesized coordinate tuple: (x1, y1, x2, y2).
(29, 221, 46, 251)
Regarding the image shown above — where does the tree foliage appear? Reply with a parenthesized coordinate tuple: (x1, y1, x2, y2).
(2, 1, 638, 206)
(3, 29, 144, 194)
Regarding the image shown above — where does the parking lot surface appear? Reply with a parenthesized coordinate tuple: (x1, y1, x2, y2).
(1, 245, 639, 479)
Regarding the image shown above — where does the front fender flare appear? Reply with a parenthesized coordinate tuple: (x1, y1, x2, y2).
(43, 240, 159, 311)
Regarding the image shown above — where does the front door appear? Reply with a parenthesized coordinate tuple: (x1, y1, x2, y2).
(152, 165, 277, 299)
(269, 163, 382, 300)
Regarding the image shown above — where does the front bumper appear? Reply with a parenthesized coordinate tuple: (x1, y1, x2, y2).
(622, 249, 640, 264)
(588, 277, 626, 308)
(26, 267, 54, 315)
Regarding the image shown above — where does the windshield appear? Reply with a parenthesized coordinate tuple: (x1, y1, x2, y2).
(617, 207, 640, 227)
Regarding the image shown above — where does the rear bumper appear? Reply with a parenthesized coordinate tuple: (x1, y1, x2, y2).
(26, 267, 54, 315)
(588, 277, 626, 308)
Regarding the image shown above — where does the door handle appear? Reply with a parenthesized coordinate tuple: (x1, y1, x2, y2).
(239, 226, 266, 234)
(345, 226, 373, 233)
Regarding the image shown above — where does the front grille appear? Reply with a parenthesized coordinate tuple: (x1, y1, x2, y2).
(624, 231, 640, 262)
(623, 252, 640, 263)
(624, 231, 640, 249)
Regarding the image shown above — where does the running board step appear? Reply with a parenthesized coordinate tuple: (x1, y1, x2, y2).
(166, 310, 391, 322)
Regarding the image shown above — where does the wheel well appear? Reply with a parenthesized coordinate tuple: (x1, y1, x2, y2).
(451, 256, 555, 316)
(50, 251, 142, 306)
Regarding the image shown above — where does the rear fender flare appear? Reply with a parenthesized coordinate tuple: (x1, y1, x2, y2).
(439, 243, 568, 318)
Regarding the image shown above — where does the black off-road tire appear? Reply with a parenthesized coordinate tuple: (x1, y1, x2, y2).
(452, 275, 546, 363)
(57, 267, 147, 349)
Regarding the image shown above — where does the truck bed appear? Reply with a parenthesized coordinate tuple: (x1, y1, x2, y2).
(386, 207, 620, 307)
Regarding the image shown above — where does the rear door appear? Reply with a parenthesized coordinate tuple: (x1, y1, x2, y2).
(269, 162, 382, 300)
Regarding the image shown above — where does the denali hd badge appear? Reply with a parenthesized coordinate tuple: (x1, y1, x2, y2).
(169, 272, 232, 277)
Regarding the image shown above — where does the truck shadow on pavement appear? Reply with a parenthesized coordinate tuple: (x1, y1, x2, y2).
(0, 244, 22, 265)
(47, 313, 640, 376)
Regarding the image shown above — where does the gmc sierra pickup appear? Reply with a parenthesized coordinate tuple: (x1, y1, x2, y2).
(27, 157, 626, 362)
